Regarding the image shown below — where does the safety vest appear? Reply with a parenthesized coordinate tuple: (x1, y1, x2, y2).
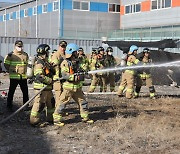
(4, 50, 28, 79)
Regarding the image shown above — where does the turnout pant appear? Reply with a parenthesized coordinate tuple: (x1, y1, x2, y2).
(7, 79, 29, 108)
(53, 81, 63, 107)
(30, 90, 54, 125)
(135, 75, 155, 98)
(53, 88, 89, 123)
(117, 72, 134, 99)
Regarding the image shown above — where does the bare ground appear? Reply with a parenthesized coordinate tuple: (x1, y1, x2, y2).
(0, 76, 180, 154)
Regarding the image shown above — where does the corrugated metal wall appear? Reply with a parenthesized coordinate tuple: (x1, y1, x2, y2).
(0, 0, 120, 39)
(0, 36, 104, 57)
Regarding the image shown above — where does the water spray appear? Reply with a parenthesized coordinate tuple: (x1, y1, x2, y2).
(87, 60, 180, 75)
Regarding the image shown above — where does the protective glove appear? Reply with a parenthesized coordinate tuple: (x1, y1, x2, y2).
(28, 78, 34, 84)
(74, 74, 85, 81)
(35, 74, 44, 82)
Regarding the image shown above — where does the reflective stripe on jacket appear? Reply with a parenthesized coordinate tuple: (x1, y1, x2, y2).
(4, 50, 28, 79)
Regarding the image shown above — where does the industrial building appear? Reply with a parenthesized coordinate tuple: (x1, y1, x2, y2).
(0, 0, 120, 39)
(0, 0, 180, 57)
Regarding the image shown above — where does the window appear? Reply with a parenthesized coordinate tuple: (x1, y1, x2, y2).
(73, 1, 89, 11)
(53, 1, 59, 11)
(116, 5, 120, 12)
(125, 5, 132, 14)
(165, 0, 171, 8)
(16, 11, 20, 19)
(10, 12, 13, 20)
(152, 0, 158, 10)
(42, 4, 48, 13)
(151, 0, 171, 10)
(135, 3, 141, 12)
(73, 1, 80, 10)
(24, 9, 28, 17)
(3, 14, 6, 21)
(33, 6, 37, 15)
(109, 4, 120, 12)
(81, 2, 89, 10)
(109, 4, 116, 12)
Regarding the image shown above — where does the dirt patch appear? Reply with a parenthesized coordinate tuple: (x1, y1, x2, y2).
(0, 76, 180, 153)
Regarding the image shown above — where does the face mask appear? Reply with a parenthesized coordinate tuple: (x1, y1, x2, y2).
(108, 52, 112, 56)
(16, 46, 22, 52)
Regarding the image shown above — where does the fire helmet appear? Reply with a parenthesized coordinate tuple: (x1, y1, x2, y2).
(143, 48, 150, 53)
(106, 47, 113, 52)
(59, 40, 67, 48)
(129, 45, 138, 54)
(36, 44, 50, 55)
(98, 46, 104, 53)
(65, 43, 79, 58)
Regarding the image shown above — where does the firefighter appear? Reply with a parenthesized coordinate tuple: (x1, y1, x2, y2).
(88, 47, 107, 92)
(53, 43, 93, 126)
(4, 40, 29, 112)
(50, 41, 67, 107)
(134, 48, 156, 99)
(117, 45, 140, 99)
(78, 47, 89, 71)
(98, 47, 108, 92)
(105, 47, 117, 92)
(30, 44, 54, 126)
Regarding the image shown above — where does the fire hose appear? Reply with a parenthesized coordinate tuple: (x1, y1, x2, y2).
(0, 85, 47, 125)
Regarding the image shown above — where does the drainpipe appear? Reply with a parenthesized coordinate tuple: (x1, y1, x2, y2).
(60, 0, 64, 38)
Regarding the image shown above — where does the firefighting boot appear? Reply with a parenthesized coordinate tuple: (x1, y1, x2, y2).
(82, 117, 94, 123)
(53, 113, 65, 127)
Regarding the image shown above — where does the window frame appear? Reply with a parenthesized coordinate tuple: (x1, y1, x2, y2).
(125, 5, 132, 14)
(109, 3, 120, 13)
(151, 0, 171, 10)
(53, 1, 59, 11)
(16, 10, 20, 19)
(81, 1, 89, 11)
(73, 1, 89, 11)
(3, 14, 6, 21)
(24, 8, 28, 17)
(134, 3, 141, 13)
(42, 3, 48, 13)
(9, 12, 13, 20)
(33, 6, 37, 15)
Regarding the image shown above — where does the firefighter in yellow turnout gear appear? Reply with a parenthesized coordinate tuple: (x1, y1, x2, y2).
(50, 41, 67, 107)
(53, 43, 93, 126)
(4, 40, 29, 112)
(30, 44, 54, 126)
(117, 45, 140, 99)
(78, 47, 89, 71)
(105, 47, 117, 92)
(134, 48, 155, 99)
(88, 47, 107, 92)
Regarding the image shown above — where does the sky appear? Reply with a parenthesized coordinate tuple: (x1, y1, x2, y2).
(0, 0, 25, 3)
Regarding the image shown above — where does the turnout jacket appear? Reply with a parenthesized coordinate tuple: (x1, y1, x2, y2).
(4, 50, 28, 79)
(50, 51, 65, 81)
(61, 59, 84, 92)
(33, 57, 53, 90)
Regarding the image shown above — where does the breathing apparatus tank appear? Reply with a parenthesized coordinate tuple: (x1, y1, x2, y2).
(120, 53, 127, 66)
(26, 56, 35, 78)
